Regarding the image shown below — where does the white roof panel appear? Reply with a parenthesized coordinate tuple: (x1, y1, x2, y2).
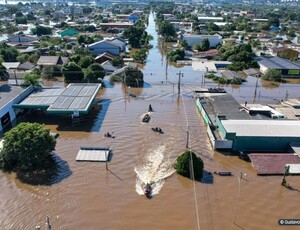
(221, 120, 300, 137)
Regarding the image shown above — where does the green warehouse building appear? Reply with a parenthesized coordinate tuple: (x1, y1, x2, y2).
(217, 119, 300, 152)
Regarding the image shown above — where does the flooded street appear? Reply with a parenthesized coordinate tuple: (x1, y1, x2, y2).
(1, 13, 300, 230)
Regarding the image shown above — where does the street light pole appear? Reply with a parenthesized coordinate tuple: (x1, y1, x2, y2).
(177, 71, 183, 95)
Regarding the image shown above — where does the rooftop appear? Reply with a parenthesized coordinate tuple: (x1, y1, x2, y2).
(257, 56, 300, 70)
(15, 83, 101, 115)
(0, 84, 29, 109)
(249, 153, 300, 175)
(222, 119, 300, 137)
(201, 94, 253, 120)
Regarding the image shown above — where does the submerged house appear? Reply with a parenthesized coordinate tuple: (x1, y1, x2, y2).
(87, 40, 122, 56)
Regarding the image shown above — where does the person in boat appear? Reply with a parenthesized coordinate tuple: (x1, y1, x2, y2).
(105, 132, 112, 137)
(148, 104, 153, 112)
(158, 128, 162, 133)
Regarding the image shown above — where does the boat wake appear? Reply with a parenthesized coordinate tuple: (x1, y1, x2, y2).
(135, 145, 175, 196)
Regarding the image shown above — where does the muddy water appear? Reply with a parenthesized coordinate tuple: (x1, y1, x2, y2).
(1, 13, 300, 230)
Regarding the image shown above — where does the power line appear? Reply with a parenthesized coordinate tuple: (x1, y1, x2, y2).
(181, 86, 201, 230)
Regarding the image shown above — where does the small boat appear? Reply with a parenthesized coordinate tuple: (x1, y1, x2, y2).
(144, 183, 152, 198)
(142, 114, 150, 123)
(214, 171, 232, 176)
(104, 132, 115, 138)
(151, 127, 164, 134)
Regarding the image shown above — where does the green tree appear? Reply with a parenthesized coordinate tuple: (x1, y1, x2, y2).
(167, 49, 185, 62)
(84, 63, 105, 83)
(0, 45, 19, 62)
(16, 17, 27, 24)
(262, 69, 282, 82)
(174, 151, 204, 181)
(0, 123, 56, 171)
(124, 67, 144, 87)
(26, 13, 36, 21)
(78, 55, 95, 68)
(17, 53, 29, 63)
(28, 53, 40, 63)
(133, 49, 147, 63)
(123, 26, 147, 48)
(62, 62, 84, 83)
(15, 11, 23, 17)
(112, 56, 124, 67)
(31, 25, 52, 36)
(158, 21, 176, 38)
(22, 73, 41, 87)
(193, 38, 210, 51)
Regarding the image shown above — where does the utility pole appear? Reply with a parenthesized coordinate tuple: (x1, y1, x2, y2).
(177, 71, 183, 95)
(186, 125, 189, 148)
(165, 56, 168, 81)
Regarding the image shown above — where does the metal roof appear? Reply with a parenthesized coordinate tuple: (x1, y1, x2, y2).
(258, 57, 300, 70)
(16, 83, 101, 114)
(249, 153, 300, 175)
(222, 119, 300, 137)
(76, 146, 111, 162)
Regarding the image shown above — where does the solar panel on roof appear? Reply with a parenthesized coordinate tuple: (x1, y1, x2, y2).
(69, 97, 90, 109)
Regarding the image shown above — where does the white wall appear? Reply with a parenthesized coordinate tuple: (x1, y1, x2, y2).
(0, 85, 34, 133)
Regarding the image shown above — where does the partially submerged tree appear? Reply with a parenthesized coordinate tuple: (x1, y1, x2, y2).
(0, 123, 56, 171)
(22, 72, 41, 87)
(262, 69, 282, 82)
(124, 67, 144, 87)
(62, 62, 84, 83)
(84, 63, 105, 83)
(174, 151, 204, 181)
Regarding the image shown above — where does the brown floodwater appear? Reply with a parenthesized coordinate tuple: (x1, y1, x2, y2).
(1, 13, 300, 230)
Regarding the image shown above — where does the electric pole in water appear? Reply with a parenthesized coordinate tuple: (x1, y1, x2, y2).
(177, 71, 183, 95)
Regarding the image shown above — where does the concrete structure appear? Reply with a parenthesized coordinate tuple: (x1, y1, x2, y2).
(87, 40, 122, 56)
(0, 84, 34, 133)
(179, 33, 222, 48)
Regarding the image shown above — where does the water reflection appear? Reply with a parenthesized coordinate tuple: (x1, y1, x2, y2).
(16, 153, 72, 186)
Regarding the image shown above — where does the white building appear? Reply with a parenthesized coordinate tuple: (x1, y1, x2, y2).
(179, 33, 222, 48)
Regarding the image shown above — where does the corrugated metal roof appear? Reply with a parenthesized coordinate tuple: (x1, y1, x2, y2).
(249, 153, 300, 175)
(222, 120, 300, 137)
(258, 57, 300, 70)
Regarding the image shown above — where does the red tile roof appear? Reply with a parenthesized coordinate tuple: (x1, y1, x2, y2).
(249, 153, 300, 175)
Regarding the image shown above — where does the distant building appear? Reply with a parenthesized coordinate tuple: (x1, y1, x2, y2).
(179, 33, 222, 48)
(87, 40, 122, 56)
(60, 28, 78, 37)
(95, 52, 117, 64)
(37, 56, 66, 68)
(7, 35, 37, 44)
(197, 16, 223, 22)
(99, 23, 133, 30)
(110, 38, 126, 52)
(257, 56, 300, 76)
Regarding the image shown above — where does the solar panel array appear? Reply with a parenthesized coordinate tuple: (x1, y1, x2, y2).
(18, 83, 101, 113)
